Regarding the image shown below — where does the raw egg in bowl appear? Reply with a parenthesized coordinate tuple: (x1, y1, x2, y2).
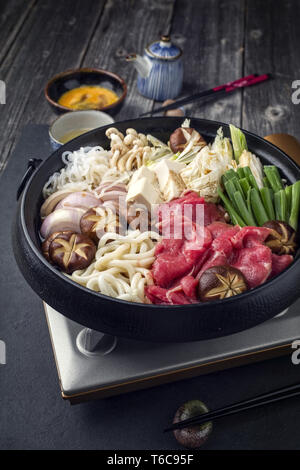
(45, 68, 127, 115)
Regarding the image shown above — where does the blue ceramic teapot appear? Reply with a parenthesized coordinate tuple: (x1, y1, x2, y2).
(126, 35, 183, 101)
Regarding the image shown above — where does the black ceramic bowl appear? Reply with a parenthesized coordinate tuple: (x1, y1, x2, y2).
(12, 117, 300, 342)
(44, 68, 127, 115)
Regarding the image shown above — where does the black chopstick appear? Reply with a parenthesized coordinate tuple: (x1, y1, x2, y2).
(164, 382, 300, 432)
(140, 73, 271, 117)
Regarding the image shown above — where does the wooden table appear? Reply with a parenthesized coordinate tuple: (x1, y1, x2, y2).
(0, 0, 300, 175)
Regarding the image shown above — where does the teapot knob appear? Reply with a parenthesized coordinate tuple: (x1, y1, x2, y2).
(160, 35, 171, 47)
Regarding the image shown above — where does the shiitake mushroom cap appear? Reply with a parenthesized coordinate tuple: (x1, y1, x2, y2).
(49, 232, 96, 274)
(41, 230, 73, 262)
(169, 127, 207, 153)
(262, 220, 297, 255)
(173, 400, 213, 449)
(198, 265, 248, 302)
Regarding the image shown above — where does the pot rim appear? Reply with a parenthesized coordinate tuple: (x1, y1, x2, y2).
(20, 116, 300, 310)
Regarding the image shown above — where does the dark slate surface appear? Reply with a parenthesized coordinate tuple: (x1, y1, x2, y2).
(1, 125, 300, 450)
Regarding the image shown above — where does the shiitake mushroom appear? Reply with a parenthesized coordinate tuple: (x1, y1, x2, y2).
(173, 400, 213, 449)
(80, 206, 121, 242)
(169, 127, 207, 153)
(49, 232, 96, 274)
(41, 230, 73, 262)
(198, 265, 248, 301)
(262, 220, 297, 255)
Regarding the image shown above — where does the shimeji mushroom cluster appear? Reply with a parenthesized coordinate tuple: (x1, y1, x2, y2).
(105, 127, 151, 171)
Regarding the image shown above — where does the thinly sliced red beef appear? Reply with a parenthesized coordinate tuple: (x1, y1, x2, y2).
(231, 244, 272, 288)
(157, 191, 225, 228)
(183, 224, 212, 257)
(269, 253, 293, 279)
(151, 253, 193, 288)
(191, 249, 211, 276)
(211, 226, 240, 256)
(231, 226, 271, 249)
(150, 193, 295, 304)
(145, 286, 168, 304)
(154, 237, 184, 256)
(145, 283, 198, 305)
(196, 250, 229, 279)
(166, 291, 198, 305)
(180, 275, 198, 299)
(206, 221, 235, 239)
(204, 202, 226, 225)
(152, 215, 213, 288)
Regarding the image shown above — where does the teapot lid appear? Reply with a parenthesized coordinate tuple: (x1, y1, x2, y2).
(145, 35, 182, 61)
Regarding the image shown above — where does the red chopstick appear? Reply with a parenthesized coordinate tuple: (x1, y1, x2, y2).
(139, 73, 271, 116)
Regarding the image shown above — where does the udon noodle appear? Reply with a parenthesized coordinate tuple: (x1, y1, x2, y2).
(71, 230, 161, 303)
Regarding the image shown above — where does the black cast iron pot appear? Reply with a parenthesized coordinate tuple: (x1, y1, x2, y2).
(12, 117, 300, 342)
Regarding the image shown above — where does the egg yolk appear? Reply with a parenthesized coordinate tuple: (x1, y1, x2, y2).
(58, 86, 118, 110)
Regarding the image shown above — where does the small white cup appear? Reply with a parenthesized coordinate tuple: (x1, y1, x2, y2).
(49, 110, 115, 150)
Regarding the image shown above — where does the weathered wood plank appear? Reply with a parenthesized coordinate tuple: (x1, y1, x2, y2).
(0, 0, 106, 173)
(243, 0, 300, 138)
(169, 0, 245, 125)
(81, 0, 176, 120)
(0, 0, 37, 67)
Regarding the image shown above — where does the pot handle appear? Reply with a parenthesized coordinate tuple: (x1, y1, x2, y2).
(17, 158, 42, 201)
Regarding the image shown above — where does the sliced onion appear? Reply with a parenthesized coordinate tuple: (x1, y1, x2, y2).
(40, 208, 85, 239)
(95, 182, 127, 194)
(55, 191, 102, 211)
(100, 191, 127, 202)
(40, 189, 74, 218)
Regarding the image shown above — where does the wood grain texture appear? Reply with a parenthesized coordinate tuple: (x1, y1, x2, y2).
(81, 0, 176, 120)
(243, 0, 300, 138)
(169, 0, 245, 124)
(0, 0, 37, 67)
(0, 0, 106, 172)
(1, 0, 300, 177)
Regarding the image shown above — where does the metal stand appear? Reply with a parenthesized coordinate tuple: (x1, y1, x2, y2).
(44, 301, 300, 404)
(76, 328, 117, 357)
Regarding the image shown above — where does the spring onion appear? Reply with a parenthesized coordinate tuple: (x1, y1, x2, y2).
(247, 189, 256, 224)
(285, 185, 293, 217)
(229, 124, 248, 162)
(224, 180, 239, 210)
(240, 178, 251, 198)
(243, 167, 252, 179)
(289, 181, 300, 230)
(217, 187, 246, 226)
(233, 191, 256, 226)
(248, 174, 259, 191)
(225, 169, 237, 180)
(237, 167, 245, 179)
(231, 177, 245, 200)
(250, 188, 269, 226)
(260, 187, 275, 221)
(274, 190, 287, 222)
(264, 166, 284, 192)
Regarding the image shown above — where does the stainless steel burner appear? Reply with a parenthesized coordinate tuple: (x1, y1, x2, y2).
(44, 300, 300, 404)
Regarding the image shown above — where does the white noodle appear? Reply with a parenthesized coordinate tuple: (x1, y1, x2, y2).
(43, 147, 111, 198)
(71, 230, 160, 303)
